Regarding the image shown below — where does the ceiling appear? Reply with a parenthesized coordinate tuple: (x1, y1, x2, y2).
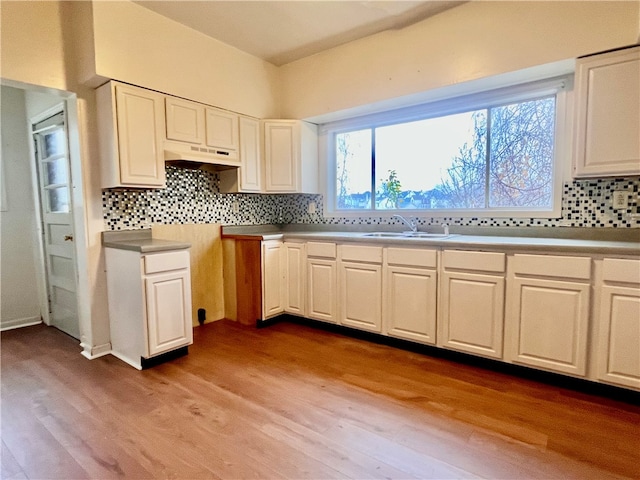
(133, 1, 465, 66)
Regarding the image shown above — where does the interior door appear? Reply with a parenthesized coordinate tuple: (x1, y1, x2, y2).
(32, 110, 79, 339)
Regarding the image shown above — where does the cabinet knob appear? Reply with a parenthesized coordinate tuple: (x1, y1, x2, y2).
(64, 235, 74, 242)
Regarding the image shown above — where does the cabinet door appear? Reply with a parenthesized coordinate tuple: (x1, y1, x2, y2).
(264, 121, 298, 192)
(145, 269, 193, 357)
(596, 285, 640, 389)
(114, 84, 166, 187)
(385, 265, 437, 345)
(307, 258, 337, 323)
(239, 116, 262, 192)
(574, 47, 640, 177)
(262, 241, 284, 319)
(507, 277, 590, 376)
(339, 261, 383, 333)
(439, 271, 505, 359)
(165, 96, 205, 144)
(284, 242, 305, 316)
(206, 107, 239, 153)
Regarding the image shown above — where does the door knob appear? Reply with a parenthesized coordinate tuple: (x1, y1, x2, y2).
(64, 235, 74, 242)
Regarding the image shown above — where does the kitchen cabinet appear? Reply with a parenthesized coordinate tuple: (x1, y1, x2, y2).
(439, 250, 506, 359)
(164, 95, 240, 163)
(384, 247, 437, 345)
(263, 120, 319, 193)
(338, 244, 383, 333)
(505, 254, 591, 376)
(306, 242, 338, 323)
(262, 240, 285, 319)
(573, 46, 640, 177)
(219, 116, 262, 193)
(594, 258, 640, 390)
(105, 247, 193, 369)
(97, 81, 166, 188)
(284, 241, 306, 316)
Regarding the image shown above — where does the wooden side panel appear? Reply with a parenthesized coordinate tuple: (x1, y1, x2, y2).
(152, 223, 224, 325)
(235, 239, 262, 325)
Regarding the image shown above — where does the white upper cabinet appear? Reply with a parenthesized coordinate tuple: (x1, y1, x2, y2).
(263, 120, 319, 193)
(206, 107, 239, 153)
(220, 116, 262, 193)
(573, 46, 640, 177)
(164, 95, 239, 164)
(165, 96, 205, 144)
(97, 81, 166, 188)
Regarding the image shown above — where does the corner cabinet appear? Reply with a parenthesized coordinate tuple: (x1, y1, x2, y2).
(594, 258, 640, 390)
(105, 248, 193, 369)
(573, 46, 640, 177)
(97, 81, 166, 188)
(263, 120, 319, 193)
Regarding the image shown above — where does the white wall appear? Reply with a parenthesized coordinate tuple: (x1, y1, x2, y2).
(0, 86, 42, 330)
(280, 1, 640, 120)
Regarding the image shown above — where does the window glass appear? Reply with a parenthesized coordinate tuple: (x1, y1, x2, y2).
(330, 90, 559, 214)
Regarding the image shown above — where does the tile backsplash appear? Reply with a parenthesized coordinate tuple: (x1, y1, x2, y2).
(103, 165, 640, 230)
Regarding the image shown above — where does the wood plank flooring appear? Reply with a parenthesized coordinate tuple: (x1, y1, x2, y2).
(2, 320, 639, 479)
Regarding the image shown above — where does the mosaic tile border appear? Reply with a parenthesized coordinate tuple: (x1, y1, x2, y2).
(103, 166, 640, 230)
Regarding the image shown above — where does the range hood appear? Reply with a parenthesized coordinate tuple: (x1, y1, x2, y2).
(164, 140, 239, 170)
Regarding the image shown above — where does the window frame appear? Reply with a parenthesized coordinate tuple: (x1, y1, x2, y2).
(320, 76, 572, 218)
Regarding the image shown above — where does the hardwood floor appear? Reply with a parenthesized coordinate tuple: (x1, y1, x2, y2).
(2, 320, 639, 479)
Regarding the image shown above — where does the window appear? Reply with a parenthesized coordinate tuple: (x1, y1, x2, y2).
(325, 78, 567, 217)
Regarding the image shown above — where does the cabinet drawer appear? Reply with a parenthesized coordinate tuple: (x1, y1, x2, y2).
(387, 247, 437, 268)
(443, 250, 505, 273)
(144, 250, 190, 274)
(340, 244, 383, 263)
(307, 242, 336, 258)
(511, 254, 591, 280)
(603, 258, 640, 284)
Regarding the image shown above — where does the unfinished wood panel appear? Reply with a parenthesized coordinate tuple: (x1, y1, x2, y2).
(234, 239, 262, 325)
(153, 223, 224, 325)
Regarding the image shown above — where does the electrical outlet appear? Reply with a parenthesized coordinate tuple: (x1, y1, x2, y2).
(308, 201, 316, 214)
(612, 191, 629, 210)
(232, 201, 239, 213)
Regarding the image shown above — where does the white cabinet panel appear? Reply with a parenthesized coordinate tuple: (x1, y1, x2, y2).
(165, 96, 205, 144)
(262, 240, 285, 319)
(145, 269, 192, 356)
(439, 271, 505, 358)
(339, 261, 383, 333)
(597, 286, 640, 389)
(239, 116, 262, 191)
(385, 265, 437, 345)
(284, 242, 306, 316)
(206, 107, 239, 152)
(574, 46, 640, 177)
(307, 258, 337, 323)
(507, 277, 590, 376)
(97, 81, 165, 188)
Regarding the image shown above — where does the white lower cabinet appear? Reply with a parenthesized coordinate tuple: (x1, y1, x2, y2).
(384, 247, 437, 345)
(594, 258, 640, 389)
(505, 254, 591, 376)
(438, 250, 506, 359)
(338, 245, 383, 333)
(261, 240, 285, 319)
(284, 241, 306, 316)
(105, 248, 193, 369)
(306, 242, 337, 323)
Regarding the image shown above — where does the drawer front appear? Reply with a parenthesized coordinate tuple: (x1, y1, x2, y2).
(443, 250, 505, 273)
(603, 258, 640, 284)
(307, 241, 337, 259)
(144, 250, 190, 274)
(387, 247, 437, 268)
(511, 254, 591, 280)
(340, 244, 383, 263)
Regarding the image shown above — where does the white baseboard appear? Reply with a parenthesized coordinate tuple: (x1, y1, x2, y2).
(0, 316, 42, 332)
(80, 342, 112, 360)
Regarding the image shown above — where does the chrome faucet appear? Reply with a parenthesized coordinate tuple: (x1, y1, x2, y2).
(441, 223, 450, 236)
(393, 214, 418, 233)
